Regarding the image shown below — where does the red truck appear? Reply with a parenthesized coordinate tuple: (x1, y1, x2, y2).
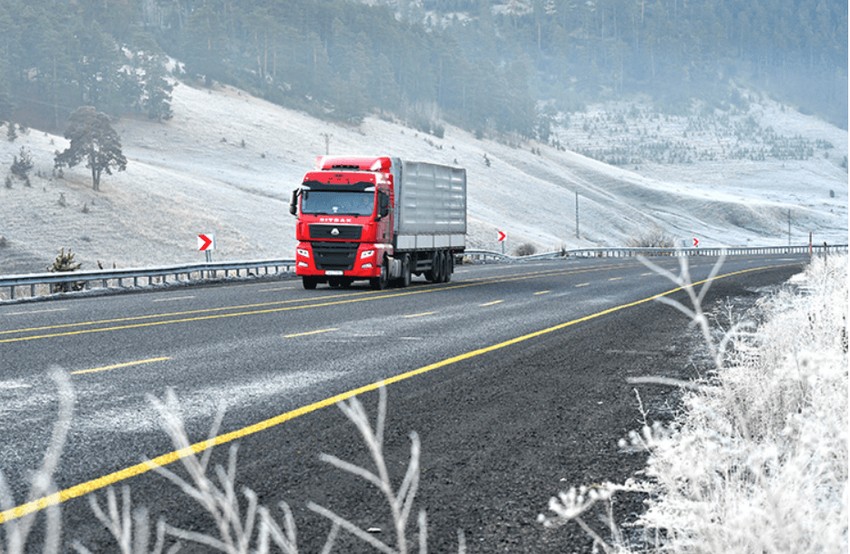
(289, 156, 467, 290)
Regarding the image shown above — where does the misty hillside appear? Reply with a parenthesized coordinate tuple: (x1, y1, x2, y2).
(0, 78, 845, 275)
(0, 0, 845, 139)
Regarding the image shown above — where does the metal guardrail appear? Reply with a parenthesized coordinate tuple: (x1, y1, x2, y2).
(0, 259, 295, 301)
(0, 245, 845, 302)
(463, 244, 847, 262)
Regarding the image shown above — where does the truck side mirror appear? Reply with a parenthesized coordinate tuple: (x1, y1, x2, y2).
(289, 189, 300, 216)
(379, 193, 390, 218)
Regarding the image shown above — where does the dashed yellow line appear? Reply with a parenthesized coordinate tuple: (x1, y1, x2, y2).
(403, 312, 436, 319)
(0, 265, 636, 344)
(608, 277, 623, 281)
(479, 300, 504, 307)
(534, 290, 551, 296)
(71, 357, 171, 376)
(0, 262, 790, 524)
(575, 283, 590, 288)
(284, 328, 338, 339)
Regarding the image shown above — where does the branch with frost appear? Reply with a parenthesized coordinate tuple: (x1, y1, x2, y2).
(143, 388, 297, 554)
(308, 386, 437, 554)
(538, 481, 652, 554)
(0, 369, 73, 554)
(72, 486, 177, 554)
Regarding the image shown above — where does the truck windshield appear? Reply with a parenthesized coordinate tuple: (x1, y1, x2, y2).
(301, 190, 375, 216)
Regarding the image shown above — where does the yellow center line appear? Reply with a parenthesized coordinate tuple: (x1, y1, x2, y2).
(608, 277, 623, 281)
(575, 283, 590, 288)
(479, 300, 504, 307)
(0, 265, 632, 344)
(0, 263, 791, 524)
(70, 357, 171, 376)
(403, 311, 436, 319)
(284, 328, 338, 339)
(534, 290, 551, 295)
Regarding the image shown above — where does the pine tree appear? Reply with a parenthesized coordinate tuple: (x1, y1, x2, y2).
(48, 247, 84, 292)
(142, 55, 174, 121)
(54, 106, 127, 191)
(10, 146, 33, 179)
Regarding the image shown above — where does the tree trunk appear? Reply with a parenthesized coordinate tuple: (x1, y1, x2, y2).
(90, 152, 100, 191)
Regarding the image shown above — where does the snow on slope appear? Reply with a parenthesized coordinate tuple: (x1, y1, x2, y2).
(0, 80, 846, 275)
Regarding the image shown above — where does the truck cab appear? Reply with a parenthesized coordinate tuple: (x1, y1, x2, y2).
(290, 156, 395, 289)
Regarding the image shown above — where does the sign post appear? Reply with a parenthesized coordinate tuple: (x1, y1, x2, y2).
(198, 233, 215, 263)
(497, 230, 507, 255)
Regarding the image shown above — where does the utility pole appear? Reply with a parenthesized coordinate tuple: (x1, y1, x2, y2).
(575, 190, 580, 239)
(787, 209, 791, 245)
(320, 132, 332, 155)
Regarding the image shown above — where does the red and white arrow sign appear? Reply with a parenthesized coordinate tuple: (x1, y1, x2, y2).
(497, 230, 507, 242)
(197, 233, 215, 251)
(693, 237, 699, 248)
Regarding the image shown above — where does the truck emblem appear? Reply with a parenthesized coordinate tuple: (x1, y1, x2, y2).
(331, 228, 340, 236)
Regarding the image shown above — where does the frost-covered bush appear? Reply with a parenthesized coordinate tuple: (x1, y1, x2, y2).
(542, 254, 848, 553)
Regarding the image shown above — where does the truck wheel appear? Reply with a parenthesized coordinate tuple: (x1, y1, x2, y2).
(427, 251, 442, 283)
(393, 254, 412, 288)
(401, 255, 412, 287)
(302, 276, 318, 290)
(443, 251, 453, 283)
(370, 262, 388, 290)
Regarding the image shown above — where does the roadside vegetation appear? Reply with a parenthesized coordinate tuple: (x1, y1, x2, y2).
(541, 253, 848, 553)
(0, 254, 845, 552)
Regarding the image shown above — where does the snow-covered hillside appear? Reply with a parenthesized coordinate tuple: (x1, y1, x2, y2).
(0, 81, 846, 274)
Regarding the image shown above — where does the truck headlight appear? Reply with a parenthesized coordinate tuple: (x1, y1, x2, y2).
(297, 248, 310, 258)
(360, 249, 375, 259)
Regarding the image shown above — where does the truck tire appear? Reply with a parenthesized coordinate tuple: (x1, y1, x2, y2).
(437, 250, 448, 283)
(443, 251, 453, 283)
(370, 261, 388, 290)
(302, 276, 318, 290)
(394, 254, 411, 288)
(402, 255, 412, 287)
(427, 251, 442, 283)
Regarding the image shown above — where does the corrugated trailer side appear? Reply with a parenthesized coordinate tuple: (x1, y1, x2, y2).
(393, 160, 466, 251)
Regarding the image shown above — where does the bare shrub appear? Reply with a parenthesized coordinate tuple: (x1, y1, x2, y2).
(514, 243, 537, 257)
(627, 227, 676, 248)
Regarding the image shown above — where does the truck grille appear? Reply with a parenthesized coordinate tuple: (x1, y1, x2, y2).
(309, 224, 362, 240)
(312, 242, 359, 271)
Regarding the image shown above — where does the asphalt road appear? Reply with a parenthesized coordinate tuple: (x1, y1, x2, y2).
(0, 254, 807, 552)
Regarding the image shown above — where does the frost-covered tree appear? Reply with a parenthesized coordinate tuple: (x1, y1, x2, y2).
(142, 54, 174, 122)
(10, 146, 33, 181)
(54, 106, 127, 191)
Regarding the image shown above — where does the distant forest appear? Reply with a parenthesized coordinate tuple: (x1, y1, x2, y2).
(0, 0, 846, 138)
